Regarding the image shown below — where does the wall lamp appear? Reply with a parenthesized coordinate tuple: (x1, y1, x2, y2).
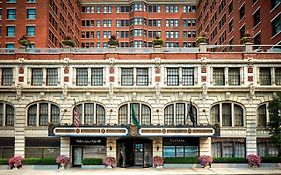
(108, 141, 114, 150)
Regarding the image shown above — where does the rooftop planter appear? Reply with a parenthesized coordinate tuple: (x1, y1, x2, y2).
(152, 35, 164, 47)
(241, 31, 253, 44)
(108, 35, 119, 47)
(61, 36, 75, 47)
(196, 35, 207, 46)
(18, 35, 32, 48)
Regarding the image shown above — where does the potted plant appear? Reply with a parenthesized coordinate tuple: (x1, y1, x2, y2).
(152, 35, 164, 47)
(241, 31, 253, 44)
(8, 156, 24, 169)
(153, 156, 164, 168)
(18, 35, 31, 48)
(108, 34, 119, 47)
(61, 35, 75, 47)
(103, 156, 116, 168)
(196, 34, 207, 46)
(246, 154, 261, 167)
(198, 155, 213, 168)
(56, 155, 70, 169)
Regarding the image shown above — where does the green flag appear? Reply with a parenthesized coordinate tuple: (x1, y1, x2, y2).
(131, 105, 141, 128)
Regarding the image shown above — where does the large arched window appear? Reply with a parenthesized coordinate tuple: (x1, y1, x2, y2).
(257, 104, 267, 127)
(118, 103, 151, 125)
(164, 102, 197, 125)
(27, 102, 60, 126)
(210, 102, 244, 127)
(73, 103, 105, 125)
(0, 102, 14, 126)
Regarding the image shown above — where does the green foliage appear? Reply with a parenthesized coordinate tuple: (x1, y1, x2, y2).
(62, 40, 75, 47)
(261, 156, 281, 163)
(164, 157, 198, 164)
(213, 157, 247, 163)
(152, 39, 164, 47)
(22, 158, 56, 165)
(82, 158, 103, 165)
(0, 158, 8, 165)
(268, 92, 281, 155)
(196, 36, 207, 46)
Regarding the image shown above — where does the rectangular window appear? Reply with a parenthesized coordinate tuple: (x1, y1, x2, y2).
(6, 26, 15, 37)
(27, 9, 36, 19)
(222, 103, 232, 126)
(2, 68, 13, 86)
(228, 68, 240, 85)
(121, 68, 133, 86)
(6, 44, 15, 48)
(39, 103, 48, 126)
(0, 9, 2, 20)
(239, 5, 245, 20)
(27, 0, 36, 2)
(32, 68, 43, 86)
(167, 68, 179, 86)
(182, 68, 194, 86)
(223, 142, 233, 157)
(7, 0, 16, 2)
(7, 9, 16, 19)
(272, 15, 281, 36)
(26, 26, 35, 37)
(272, 0, 281, 8)
(76, 68, 88, 86)
(253, 9, 260, 27)
(46, 68, 58, 86)
(213, 68, 225, 85)
(275, 67, 281, 85)
(259, 67, 271, 85)
(136, 68, 148, 86)
(91, 68, 103, 86)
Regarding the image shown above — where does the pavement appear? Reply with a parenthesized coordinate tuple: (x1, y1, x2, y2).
(0, 167, 281, 175)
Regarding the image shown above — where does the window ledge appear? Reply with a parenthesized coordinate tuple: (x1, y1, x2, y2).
(271, 31, 281, 40)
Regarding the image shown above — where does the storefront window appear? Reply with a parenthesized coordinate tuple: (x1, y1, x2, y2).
(185, 146, 198, 157)
(176, 146, 184, 157)
(212, 138, 245, 158)
(0, 137, 14, 158)
(83, 145, 106, 159)
(163, 146, 175, 157)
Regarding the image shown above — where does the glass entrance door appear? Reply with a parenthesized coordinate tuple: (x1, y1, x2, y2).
(134, 143, 143, 166)
(143, 143, 152, 168)
(73, 147, 82, 167)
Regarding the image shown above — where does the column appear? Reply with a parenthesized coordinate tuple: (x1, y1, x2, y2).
(14, 104, 25, 157)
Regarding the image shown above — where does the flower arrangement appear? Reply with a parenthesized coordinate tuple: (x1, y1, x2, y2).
(246, 154, 261, 167)
(61, 35, 75, 47)
(152, 35, 164, 47)
(152, 156, 164, 168)
(18, 35, 32, 48)
(8, 156, 24, 169)
(56, 155, 70, 167)
(108, 34, 119, 47)
(103, 156, 116, 168)
(198, 155, 213, 168)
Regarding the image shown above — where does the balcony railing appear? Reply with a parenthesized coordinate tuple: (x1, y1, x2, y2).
(0, 44, 280, 54)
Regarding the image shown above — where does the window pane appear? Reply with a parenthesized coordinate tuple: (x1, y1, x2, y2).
(6, 105, 14, 126)
(84, 103, 94, 125)
(257, 104, 266, 127)
(223, 142, 233, 157)
(228, 68, 240, 85)
(91, 68, 103, 86)
(118, 105, 128, 124)
(141, 104, 151, 125)
(26, 26, 35, 37)
(32, 68, 43, 86)
(136, 68, 148, 86)
(76, 68, 88, 86)
(164, 104, 174, 125)
(211, 104, 220, 124)
(47, 68, 58, 86)
(2, 68, 13, 86)
(163, 146, 175, 157)
(185, 146, 198, 157)
(96, 104, 105, 125)
(39, 103, 48, 126)
(275, 68, 281, 85)
(176, 146, 184, 157)
(0, 104, 3, 126)
(121, 68, 133, 86)
(175, 103, 185, 125)
(182, 68, 194, 86)
(28, 105, 37, 126)
(257, 143, 266, 157)
(235, 143, 245, 157)
(27, 9, 36, 19)
(259, 68, 271, 85)
(222, 103, 231, 126)
(234, 105, 243, 126)
(213, 68, 225, 85)
(212, 142, 222, 157)
(167, 68, 179, 86)
(51, 105, 60, 125)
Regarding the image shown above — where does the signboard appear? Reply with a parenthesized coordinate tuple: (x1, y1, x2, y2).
(70, 137, 106, 145)
(163, 137, 199, 146)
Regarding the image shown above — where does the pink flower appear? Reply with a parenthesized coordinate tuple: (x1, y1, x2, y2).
(8, 156, 23, 169)
(153, 156, 164, 167)
(56, 155, 70, 164)
(247, 154, 261, 167)
(103, 157, 116, 168)
(198, 155, 213, 167)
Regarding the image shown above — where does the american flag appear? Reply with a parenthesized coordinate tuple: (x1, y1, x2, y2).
(74, 100, 79, 128)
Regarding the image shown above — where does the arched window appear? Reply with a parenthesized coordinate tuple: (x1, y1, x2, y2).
(164, 102, 197, 125)
(210, 102, 244, 127)
(0, 102, 14, 126)
(257, 104, 267, 127)
(73, 103, 105, 125)
(27, 102, 60, 126)
(118, 103, 151, 125)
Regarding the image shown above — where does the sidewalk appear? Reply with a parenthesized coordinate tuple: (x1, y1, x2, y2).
(0, 167, 281, 175)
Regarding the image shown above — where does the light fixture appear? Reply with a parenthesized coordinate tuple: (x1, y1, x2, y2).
(155, 141, 161, 151)
(108, 141, 114, 150)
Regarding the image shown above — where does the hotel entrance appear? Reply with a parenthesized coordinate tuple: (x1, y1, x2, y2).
(116, 139, 152, 168)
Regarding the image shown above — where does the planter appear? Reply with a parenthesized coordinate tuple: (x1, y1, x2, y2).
(106, 165, 112, 168)
(155, 165, 163, 168)
(81, 165, 106, 169)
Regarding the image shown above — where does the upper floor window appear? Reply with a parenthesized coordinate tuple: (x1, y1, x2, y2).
(27, 102, 60, 126)
(253, 9, 260, 27)
(275, 67, 281, 85)
(165, 5, 178, 13)
(183, 5, 196, 13)
(6, 26, 15, 37)
(0, 102, 14, 126)
(7, 9, 16, 19)
(7, 0, 16, 2)
(0, 9, 2, 20)
(76, 68, 104, 86)
(118, 103, 151, 125)
(121, 68, 149, 86)
(211, 102, 244, 127)
(27, 9, 36, 19)
(271, 0, 281, 9)
(239, 5, 245, 20)
(213, 67, 241, 86)
(166, 67, 195, 86)
(73, 102, 105, 125)
(27, 0, 36, 2)
(257, 103, 268, 127)
(31, 68, 59, 86)
(259, 67, 271, 85)
(6, 43, 15, 48)
(26, 26, 35, 37)
(272, 15, 281, 36)
(164, 102, 197, 126)
(1, 68, 13, 86)
(213, 68, 225, 85)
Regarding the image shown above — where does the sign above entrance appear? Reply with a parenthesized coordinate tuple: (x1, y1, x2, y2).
(71, 137, 106, 145)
